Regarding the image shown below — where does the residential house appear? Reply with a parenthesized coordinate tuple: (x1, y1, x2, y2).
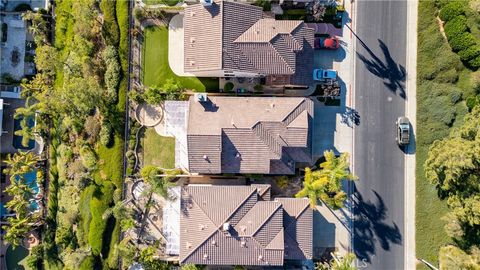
(185, 95, 314, 175)
(183, 0, 315, 86)
(163, 184, 313, 266)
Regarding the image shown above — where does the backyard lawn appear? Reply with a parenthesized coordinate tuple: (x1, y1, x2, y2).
(142, 26, 219, 92)
(142, 128, 175, 169)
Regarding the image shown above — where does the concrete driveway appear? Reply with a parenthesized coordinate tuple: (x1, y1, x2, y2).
(168, 14, 194, 77)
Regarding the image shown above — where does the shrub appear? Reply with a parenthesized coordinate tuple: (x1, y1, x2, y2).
(26, 244, 43, 270)
(84, 116, 101, 140)
(468, 55, 480, 69)
(100, 0, 120, 46)
(100, 121, 113, 147)
(458, 45, 480, 62)
(466, 96, 480, 110)
(448, 32, 477, 52)
(254, 84, 264, 92)
(103, 46, 121, 103)
(434, 68, 459, 83)
(443, 15, 467, 40)
(253, 0, 271, 11)
(79, 256, 97, 270)
(439, 1, 465, 22)
(224, 82, 234, 92)
(80, 145, 97, 170)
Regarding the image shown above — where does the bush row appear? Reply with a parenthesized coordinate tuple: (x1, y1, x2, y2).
(440, 1, 480, 69)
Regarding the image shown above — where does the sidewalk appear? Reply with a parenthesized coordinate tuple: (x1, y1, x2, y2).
(404, 0, 418, 268)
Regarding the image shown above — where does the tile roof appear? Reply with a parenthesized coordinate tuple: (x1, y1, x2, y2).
(183, 0, 315, 85)
(179, 185, 312, 266)
(187, 97, 314, 174)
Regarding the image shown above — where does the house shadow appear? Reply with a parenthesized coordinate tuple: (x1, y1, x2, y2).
(313, 209, 336, 259)
(352, 185, 402, 263)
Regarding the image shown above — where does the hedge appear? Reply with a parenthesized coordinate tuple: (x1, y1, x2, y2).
(458, 45, 480, 62)
(100, 0, 120, 46)
(444, 15, 467, 40)
(449, 32, 477, 52)
(439, 1, 465, 22)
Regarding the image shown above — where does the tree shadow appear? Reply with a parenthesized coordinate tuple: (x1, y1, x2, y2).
(353, 31, 406, 98)
(352, 187, 402, 263)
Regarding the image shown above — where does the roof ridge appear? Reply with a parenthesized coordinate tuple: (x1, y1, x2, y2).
(252, 121, 286, 157)
(252, 204, 283, 247)
(250, 202, 282, 237)
(282, 99, 307, 125)
(218, 187, 258, 227)
(282, 202, 310, 258)
(181, 194, 221, 262)
(268, 41, 295, 74)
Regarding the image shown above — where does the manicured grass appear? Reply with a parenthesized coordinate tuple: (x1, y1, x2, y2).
(142, 26, 219, 92)
(96, 135, 124, 188)
(415, 1, 478, 268)
(143, 0, 179, 6)
(142, 128, 175, 169)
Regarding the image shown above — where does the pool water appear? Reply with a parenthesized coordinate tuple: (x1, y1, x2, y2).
(12, 117, 35, 150)
(5, 245, 28, 270)
(14, 171, 39, 212)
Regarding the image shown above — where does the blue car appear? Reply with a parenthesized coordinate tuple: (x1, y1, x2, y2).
(313, 69, 337, 81)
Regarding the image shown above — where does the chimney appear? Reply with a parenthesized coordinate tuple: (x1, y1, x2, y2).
(222, 222, 230, 231)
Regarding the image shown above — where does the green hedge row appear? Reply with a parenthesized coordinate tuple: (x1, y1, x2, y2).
(440, 1, 480, 69)
(100, 0, 120, 46)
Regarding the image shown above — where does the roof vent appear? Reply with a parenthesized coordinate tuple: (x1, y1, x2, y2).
(240, 226, 246, 233)
(256, 30, 260, 34)
(258, 255, 264, 261)
(270, 103, 275, 108)
(190, 11, 196, 17)
(235, 152, 241, 159)
(203, 253, 209, 260)
(211, 240, 216, 246)
(186, 242, 192, 249)
(190, 60, 195, 66)
(222, 222, 230, 231)
(203, 155, 208, 160)
(199, 224, 205, 231)
(241, 241, 246, 247)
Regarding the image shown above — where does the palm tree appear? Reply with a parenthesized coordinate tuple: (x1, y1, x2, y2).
(3, 152, 39, 178)
(2, 216, 33, 247)
(14, 118, 35, 148)
(296, 150, 357, 209)
(5, 177, 34, 217)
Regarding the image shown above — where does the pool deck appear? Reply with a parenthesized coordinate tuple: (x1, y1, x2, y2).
(0, 98, 26, 154)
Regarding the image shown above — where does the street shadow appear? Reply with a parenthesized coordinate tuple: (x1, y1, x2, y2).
(346, 23, 406, 98)
(340, 107, 360, 127)
(352, 187, 402, 263)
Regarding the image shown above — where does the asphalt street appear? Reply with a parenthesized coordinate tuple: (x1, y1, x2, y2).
(353, 0, 408, 269)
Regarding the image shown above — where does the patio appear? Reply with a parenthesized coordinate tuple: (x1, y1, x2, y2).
(1, 14, 27, 81)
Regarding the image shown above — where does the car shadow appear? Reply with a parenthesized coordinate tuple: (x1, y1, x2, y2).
(352, 186, 403, 263)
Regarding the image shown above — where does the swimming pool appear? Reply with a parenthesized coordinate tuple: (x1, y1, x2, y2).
(14, 171, 39, 211)
(5, 245, 28, 270)
(12, 117, 35, 150)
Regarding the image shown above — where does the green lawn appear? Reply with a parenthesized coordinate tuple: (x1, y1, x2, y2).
(142, 128, 175, 169)
(143, 0, 179, 6)
(142, 26, 219, 92)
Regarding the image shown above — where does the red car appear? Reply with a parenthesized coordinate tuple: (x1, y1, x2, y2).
(314, 36, 340, 50)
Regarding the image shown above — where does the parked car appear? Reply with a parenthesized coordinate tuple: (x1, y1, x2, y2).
(313, 69, 337, 82)
(396, 116, 410, 146)
(314, 36, 340, 50)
